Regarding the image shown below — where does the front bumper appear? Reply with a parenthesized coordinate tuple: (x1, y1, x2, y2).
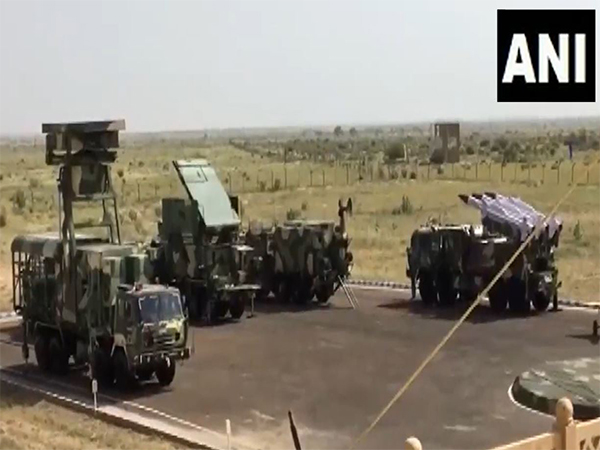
(133, 347, 191, 367)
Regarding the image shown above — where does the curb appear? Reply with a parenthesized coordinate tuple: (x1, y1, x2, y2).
(347, 278, 600, 310)
(0, 369, 255, 450)
(511, 374, 600, 421)
(0, 311, 18, 320)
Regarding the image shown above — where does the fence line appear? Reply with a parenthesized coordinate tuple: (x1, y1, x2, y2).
(2, 160, 599, 210)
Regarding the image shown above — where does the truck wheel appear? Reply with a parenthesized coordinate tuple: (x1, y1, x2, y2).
(488, 280, 507, 313)
(48, 336, 69, 375)
(188, 297, 200, 321)
(316, 286, 331, 304)
(156, 357, 176, 387)
(229, 295, 246, 320)
(418, 272, 436, 305)
(215, 302, 229, 319)
(532, 291, 551, 312)
(136, 368, 154, 382)
(436, 270, 457, 306)
(113, 349, 134, 390)
(508, 277, 529, 313)
(34, 335, 51, 372)
(294, 284, 313, 305)
(92, 348, 114, 386)
(276, 280, 291, 303)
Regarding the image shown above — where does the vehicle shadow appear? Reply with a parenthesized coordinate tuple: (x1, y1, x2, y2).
(1, 361, 179, 405)
(246, 298, 350, 316)
(377, 298, 558, 324)
(566, 333, 600, 345)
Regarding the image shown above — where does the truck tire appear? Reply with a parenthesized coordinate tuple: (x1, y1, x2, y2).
(48, 335, 69, 375)
(136, 368, 154, 382)
(508, 277, 529, 313)
(215, 302, 229, 319)
(294, 283, 313, 305)
(488, 279, 507, 313)
(436, 270, 457, 306)
(229, 295, 245, 320)
(156, 357, 176, 387)
(532, 291, 551, 312)
(276, 280, 292, 303)
(92, 348, 114, 386)
(316, 286, 331, 304)
(34, 335, 51, 372)
(203, 300, 220, 325)
(418, 272, 436, 305)
(113, 349, 134, 390)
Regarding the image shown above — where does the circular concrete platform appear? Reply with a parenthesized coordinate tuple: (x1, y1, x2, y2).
(511, 357, 600, 420)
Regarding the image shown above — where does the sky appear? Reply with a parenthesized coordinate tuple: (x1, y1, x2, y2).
(0, 0, 598, 134)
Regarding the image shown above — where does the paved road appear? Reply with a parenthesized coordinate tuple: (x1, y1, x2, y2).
(1, 288, 598, 449)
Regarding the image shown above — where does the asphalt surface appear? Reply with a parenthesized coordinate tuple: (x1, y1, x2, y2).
(1, 288, 598, 450)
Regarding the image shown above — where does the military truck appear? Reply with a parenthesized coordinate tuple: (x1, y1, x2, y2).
(149, 160, 260, 323)
(406, 193, 562, 313)
(244, 199, 354, 305)
(12, 121, 190, 389)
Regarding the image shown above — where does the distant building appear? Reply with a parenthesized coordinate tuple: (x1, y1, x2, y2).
(430, 122, 460, 164)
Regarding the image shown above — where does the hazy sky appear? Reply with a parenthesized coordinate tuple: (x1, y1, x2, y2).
(0, 0, 598, 134)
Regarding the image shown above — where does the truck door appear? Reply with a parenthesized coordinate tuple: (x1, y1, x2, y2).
(115, 294, 137, 351)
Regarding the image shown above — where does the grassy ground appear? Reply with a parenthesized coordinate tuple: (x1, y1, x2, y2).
(0, 382, 180, 450)
(0, 144, 598, 309)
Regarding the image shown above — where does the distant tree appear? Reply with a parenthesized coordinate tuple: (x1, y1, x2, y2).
(385, 141, 406, 162)
(349, 127, 358, 137)
(465, 146, 475, 155)
(496, 137, 509, 150)
(334, 126, 344, 137)
(480, 139, 490, 147)
(502, 146, 518, 163)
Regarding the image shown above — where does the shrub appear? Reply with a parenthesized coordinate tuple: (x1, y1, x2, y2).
(437, 166, 444, 175)
(138, 160, 144, 168)
(466, 146, 475, 155)
(117, 169, 124, 178)
(385, 141, 406, 162)
(286, 208, 301, 220)
(259, 181, 266, 192)
(29, 178, 39, 189)
(400, 168, 408, 179)
(272, 178, 281, 191)
(0, 206, 6, 228)
(392, 195, 414, 215)
(409, 171, 417, 180)
(128, 209, 138, 222)
(301, 201, 308, 211)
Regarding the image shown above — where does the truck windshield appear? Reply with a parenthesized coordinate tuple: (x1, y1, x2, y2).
(138, 293, 183, 324)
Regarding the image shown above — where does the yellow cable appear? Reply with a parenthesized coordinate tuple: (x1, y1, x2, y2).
(350, 176, 585, 449)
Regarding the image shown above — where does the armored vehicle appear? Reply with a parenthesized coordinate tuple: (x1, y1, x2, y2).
(244, 199, 354, 304)
(12, 121, 190, 388)
(406, 193, 561, 313)
(149, 160, 259, 323)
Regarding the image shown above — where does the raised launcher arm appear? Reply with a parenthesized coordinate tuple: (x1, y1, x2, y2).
(43, 120, 125, 246)
(458, 193, 563, 244)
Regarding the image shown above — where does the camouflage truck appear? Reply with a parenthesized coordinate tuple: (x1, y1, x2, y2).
(244, 199, 354, 304)
(407, 193, 562, 313)
(148, 160, 259, 323)
(12, 121, 190, 389)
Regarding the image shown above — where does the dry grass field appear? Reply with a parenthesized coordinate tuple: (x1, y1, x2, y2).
(0, 138, 598, 309)
(0, 383, 180, 450)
